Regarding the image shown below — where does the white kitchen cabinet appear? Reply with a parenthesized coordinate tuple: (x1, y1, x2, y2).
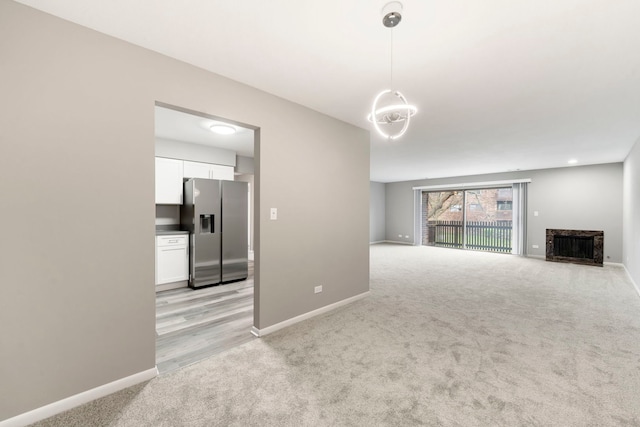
(155, 235, 189, 285)
(155, 157, 183, 204)
(183, 160, 234, 181)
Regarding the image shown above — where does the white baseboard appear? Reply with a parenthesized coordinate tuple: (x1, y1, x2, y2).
(623, 265, 640, 299)
(604, 261, 624, 267)
(251, 291, 369, 337)
(155, 280, 188, 292)
(382, 240, 413, 245)
(369, 241, 386, 245)
(0, 367, 158, 427)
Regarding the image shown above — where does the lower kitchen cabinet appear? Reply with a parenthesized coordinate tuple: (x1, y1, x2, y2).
(155, 235, 188, 285)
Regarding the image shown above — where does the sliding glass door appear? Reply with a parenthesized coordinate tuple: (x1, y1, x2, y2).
(464, 188, 513, 253)
(422, 191, 464, 248)
(422, 187, 514, 253)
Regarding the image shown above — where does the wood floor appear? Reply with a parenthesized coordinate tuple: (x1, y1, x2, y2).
(155, 263, 255, 374)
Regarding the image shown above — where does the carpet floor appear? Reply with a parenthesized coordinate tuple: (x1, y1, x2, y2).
(31, 244, 640, 426)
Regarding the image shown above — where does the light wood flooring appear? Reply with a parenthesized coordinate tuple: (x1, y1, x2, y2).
(155, 263, 255, 374)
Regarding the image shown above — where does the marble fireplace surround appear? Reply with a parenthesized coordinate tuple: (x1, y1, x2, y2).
(546, 229, 604, 266)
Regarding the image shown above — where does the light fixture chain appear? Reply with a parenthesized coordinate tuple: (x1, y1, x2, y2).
(390, 27, 394, 90)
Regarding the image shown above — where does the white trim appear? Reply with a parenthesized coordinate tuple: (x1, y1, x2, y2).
(0, 367, 158, 427)
(393, 240, 414, 245)
(412, 178, 532, 191)
(369, 240, 415, 246)
(251, 291, 369, 337)
(624, 265, 640, 299)
(155, 280, 188, 292)
(379, 240, 414, 245)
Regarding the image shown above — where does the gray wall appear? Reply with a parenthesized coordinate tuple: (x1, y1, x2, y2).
(623, 138, 640, 285)
(236, 155, 255, 175)
(370, 182, 386, 243)
(385, 163, 624, 262)
(0, 1, 369, 421)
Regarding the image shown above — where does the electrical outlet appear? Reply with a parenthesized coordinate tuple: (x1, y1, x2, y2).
(314, 285, 323, 294)
(404, 235, 409, 238)
(398, 234, 402, 238)
(532, 244, 539, 249)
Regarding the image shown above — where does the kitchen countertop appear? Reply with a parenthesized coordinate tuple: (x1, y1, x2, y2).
(156, 230, 189, 236)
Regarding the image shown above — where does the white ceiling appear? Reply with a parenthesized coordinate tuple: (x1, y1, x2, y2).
(155, 106, 255, 158)
(16, 0, 640, 182)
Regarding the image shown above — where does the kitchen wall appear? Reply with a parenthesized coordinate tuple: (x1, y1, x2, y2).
(384, 163, 624, 262)
(236, 155, 255, 175)
(370, 181, 386, 243)
(156, 137, 236, 166)
(623, 138, 640, 289)
(0, 1, 369, 422)
(155, 205, 181, 226)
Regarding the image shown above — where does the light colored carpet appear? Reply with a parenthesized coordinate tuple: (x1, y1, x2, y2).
(31, 244, 640, 426)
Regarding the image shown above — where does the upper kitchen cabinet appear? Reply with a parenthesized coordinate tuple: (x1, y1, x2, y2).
(183, 160, 234, 181)
(155, 157, 183, 204)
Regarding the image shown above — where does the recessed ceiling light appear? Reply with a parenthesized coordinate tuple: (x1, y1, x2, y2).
(210, 124, 236, 135)
(568, 159, 578, 165)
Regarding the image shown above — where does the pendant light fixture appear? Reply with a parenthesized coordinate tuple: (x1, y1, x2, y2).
(368, 1, 417, 140)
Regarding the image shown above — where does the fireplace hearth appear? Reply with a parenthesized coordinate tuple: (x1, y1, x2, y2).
(546, 229, 603, 266)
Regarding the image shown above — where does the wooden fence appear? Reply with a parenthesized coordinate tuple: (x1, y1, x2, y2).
(426, 220, 512, 253)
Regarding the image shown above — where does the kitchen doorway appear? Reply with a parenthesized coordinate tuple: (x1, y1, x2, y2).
(153, 103, 259, 373)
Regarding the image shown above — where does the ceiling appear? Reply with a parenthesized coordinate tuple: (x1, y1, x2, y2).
(16, 0, 640, 182)
(155, 106, 255, 158)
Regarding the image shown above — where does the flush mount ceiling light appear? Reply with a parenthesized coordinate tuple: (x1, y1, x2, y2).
(209, 124, 236, 135)
(568, 159, 578, 165)
(368, 1, 417, 141)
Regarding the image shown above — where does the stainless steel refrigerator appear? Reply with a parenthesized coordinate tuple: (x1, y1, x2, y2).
(181, 178, 248, 289)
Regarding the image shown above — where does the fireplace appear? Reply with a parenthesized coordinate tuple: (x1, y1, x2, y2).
(546, 229, 603, 266)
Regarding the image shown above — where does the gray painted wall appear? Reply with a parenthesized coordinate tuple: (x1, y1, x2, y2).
(623, 139, 640, 285)
(370, 182, 386, 243)
(236, 155, 255, 175)
(385, 163, 624, 262)
(0, 1, 369, 421)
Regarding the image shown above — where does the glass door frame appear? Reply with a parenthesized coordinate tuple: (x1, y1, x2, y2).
(413, 179, 530, 254)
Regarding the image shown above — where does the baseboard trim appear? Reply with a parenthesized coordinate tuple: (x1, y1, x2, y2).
(623, 265, 640, 299)
(604, 261, 624, 267)
(369, 241, 386, 245)
(0, 367, 158, 427)
(251, 291, 370, 337)
(382, 240, 413, 245)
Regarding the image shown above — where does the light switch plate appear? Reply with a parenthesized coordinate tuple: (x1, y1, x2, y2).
(270, 208, 277, 220)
